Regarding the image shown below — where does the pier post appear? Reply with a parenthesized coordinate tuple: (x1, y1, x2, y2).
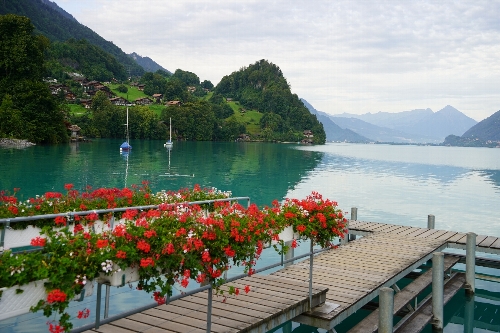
(379, 287, 394, 333)
(427, 214, 435, 229)
(432, 252, 444, 331)
(349, 207, 357, 241)
(464, 294, 475, 333)
(465, 232, 476, 295)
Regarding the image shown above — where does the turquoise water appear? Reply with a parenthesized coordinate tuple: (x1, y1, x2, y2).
(0, 140, 499, 332)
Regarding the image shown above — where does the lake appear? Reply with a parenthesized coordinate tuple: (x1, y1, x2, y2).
(1, 140, 499, 332)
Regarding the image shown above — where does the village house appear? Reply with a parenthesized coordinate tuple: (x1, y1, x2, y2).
(152, 94, 163, 103)
(187, 86, 196, 93)
(137, 84, 145, 91)
(65, 92, 76, 101)
(166, 100, 182, 107)
(109, 97, 129, 106)
(135, 97, 153, 105)
(80, 99, 92, 109)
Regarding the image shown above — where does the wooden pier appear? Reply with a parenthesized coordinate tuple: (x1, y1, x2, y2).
(76, 219, 500, 333)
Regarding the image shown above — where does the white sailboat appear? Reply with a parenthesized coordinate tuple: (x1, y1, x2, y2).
(120, 107, 132, 151)
(164, 117, 173, 147)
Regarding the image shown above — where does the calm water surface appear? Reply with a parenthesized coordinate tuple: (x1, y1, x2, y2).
(0, 141, 499, 332)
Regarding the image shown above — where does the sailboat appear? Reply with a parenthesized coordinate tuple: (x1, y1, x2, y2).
(163, 117, 173, 147)
(120, 107, 132, 151)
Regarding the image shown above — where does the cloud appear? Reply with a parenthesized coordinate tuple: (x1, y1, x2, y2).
(53, 0, 500, 121)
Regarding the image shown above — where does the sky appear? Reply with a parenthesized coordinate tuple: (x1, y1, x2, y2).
(51, 0, 500, 121)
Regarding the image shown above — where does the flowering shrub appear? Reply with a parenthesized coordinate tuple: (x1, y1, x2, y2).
(0, 187, 346, 332)
(0, 183, 231, 230)
(279, 192, 347, 248)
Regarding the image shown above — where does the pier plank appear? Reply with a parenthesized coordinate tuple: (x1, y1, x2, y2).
(478, 236, 498, 248)
(474, 234, 489, 245)
(490, 238, 500, 249)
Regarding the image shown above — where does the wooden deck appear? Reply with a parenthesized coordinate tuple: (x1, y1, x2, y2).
(80, 275, 328, 333)
(272, 232, 448, 331)
(349, 220, 500, 255)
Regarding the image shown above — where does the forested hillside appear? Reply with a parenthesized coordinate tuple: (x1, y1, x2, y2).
(215, 60, 326, 144)
(46, 39, 128, 81)
(0, 0, 144, 77)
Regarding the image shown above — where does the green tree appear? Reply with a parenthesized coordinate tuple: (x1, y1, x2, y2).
(0, 14, 46, 91)
(172, 69, 200, 86)
(0, 95, 23, 138)
(0, 14, 67, 143)
(117, 84, 128, 93)
(201, 80, 214, 90)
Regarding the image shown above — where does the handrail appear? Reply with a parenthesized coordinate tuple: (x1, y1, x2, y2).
(0, 196, 251, 224)
(0, 197, 250, 249)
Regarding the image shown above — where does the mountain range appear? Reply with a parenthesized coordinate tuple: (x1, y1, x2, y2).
(302, 99, 484, 144)
(333, 106, 477, 142)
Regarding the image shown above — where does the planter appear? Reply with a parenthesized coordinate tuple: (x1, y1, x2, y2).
(3, 224, 77, 250)
(72, 280, 94, 302)
(3, 225, 43, 249)
(0, 279, 47, 321)
(98, 265, 139, 287)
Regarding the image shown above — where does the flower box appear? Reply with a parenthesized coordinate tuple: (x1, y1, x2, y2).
(72, 280, 94, 302)
(0, 279, 47, 321)
(3, 225, 43, 249)
(98, 265, 139, 287)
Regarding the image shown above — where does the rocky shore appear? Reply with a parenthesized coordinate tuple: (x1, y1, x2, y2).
(0, 138, 36, 148)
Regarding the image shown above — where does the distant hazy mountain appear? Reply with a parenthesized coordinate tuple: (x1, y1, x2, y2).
(462, 110, 500, 141)
(333, 105, 477, 141)
(300, 99, 370, 142)
(330, 117, 439, 143)
(129, 52, 171, 74)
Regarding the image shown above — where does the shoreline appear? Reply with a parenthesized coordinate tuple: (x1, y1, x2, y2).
(0, 138, 36, 148)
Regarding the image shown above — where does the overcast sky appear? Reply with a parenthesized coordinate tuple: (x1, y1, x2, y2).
(52, 0, 500, 121)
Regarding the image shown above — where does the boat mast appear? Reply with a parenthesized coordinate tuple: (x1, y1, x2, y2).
(126, 107, 130, 144)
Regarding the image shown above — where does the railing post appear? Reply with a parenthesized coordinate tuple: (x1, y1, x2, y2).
(104, 285, 111, 318)
(427, 214, 435, 229)
(0, 219, 8, 250)
(95, 282, 103, 329)
(206, 285, 212, 333)
(349, 207, 357, 241)
(284, 240, 294, 267)
(309, 240, 313, 310)
(465, 232, 476, 295)
(432, 252, 444, 331)
(378, 287, 394, 333)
